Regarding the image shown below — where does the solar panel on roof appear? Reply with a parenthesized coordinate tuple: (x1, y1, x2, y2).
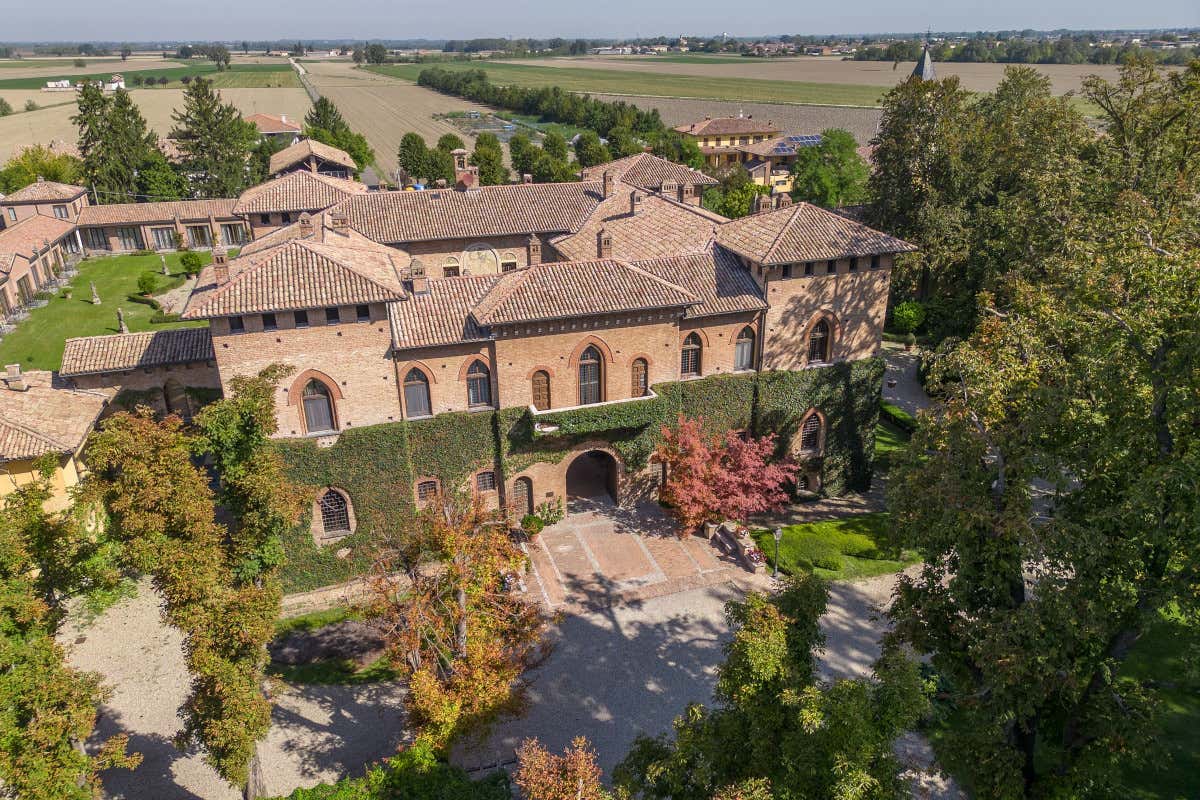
(785, 135, 823, 147)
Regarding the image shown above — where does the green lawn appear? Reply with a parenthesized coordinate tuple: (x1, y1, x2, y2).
(0, 252, 208, 372)
(752, 512, 917, 581)
(1119, 606, 1200, 798)
(0, 62, 295, 90)
(365, 62, 887, 107)
(874, 418, 910, 472)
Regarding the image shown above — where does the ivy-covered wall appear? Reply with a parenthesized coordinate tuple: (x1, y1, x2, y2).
(273, 358, 883, 593)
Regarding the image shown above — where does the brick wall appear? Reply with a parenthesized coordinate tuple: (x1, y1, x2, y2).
(759, 254, 892, 371)
(210, 303, 400, 437)
(396, 234, 549, 278)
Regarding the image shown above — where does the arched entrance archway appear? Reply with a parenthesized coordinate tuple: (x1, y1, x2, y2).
(565, 449, 619, 510)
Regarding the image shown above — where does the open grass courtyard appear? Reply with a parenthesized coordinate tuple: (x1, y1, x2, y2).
(0, 251, 208, 371)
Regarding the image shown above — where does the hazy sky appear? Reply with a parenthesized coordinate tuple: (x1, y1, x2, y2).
(4, 0, 1197, 43)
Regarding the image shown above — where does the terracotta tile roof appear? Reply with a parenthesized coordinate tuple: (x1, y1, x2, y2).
(157, 137, 185, 163)
(233, 171, 366, 215)
(580, 153, 717, 191)
(60, 329, 214, 377)
(76, 199, 239, 227)
(1, 179, 86, 204)
(335, 182, 604, 244)
(550, 185, 724, 262)
(632, 247, 766, 319)
(245, 113, 302, 134)
(389, 275, 501, 349)
(0, 370, 107, 461)
(182, 236, 406, 319)
(674, 117, 782, 137)
(0, 214, 77, 260)
(716, 202, 916, 265)
(236, 209, 374, 258)
(269, 139, 357, 176)
(471, 259, 698, 326)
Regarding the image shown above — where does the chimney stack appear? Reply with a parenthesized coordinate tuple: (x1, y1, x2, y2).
(409, 259, 429, 295)
(298, 212, 313, 237)
(630, 191, 643, 216)
(212, 244, 228, 265)
(527, 234, 542, 265)
(3, 364, 26, 392)
(597, 228, 612, 259)
(602, 171, 614, 198)
(522, 173, 533, 184)
(435, 178, 447, 190)
(775, 193, 793, 208)
(754, 193, 773, 213)
(330, 211, 349, 235)
(35, 176, 45, 183)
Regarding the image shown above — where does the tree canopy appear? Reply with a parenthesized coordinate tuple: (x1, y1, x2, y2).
(169, 77, 260, 198)
(789, 128, 869, 208)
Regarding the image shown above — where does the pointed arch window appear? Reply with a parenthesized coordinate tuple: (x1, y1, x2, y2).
(532, 370, 551, 411)
(404, 368, 432, 418)
(734, 327, 755, 371)
(302, 379, 336, 433)
(466, 361, 492, 408)
(579, 346, 603, 406)
(808, 319, 830, 364)
(631, 358, 649, 397)
(681, 333, 702, 377)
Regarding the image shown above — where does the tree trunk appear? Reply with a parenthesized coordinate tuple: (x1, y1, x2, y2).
(456, 585, 468, 659)
(243, 746, 265, 800)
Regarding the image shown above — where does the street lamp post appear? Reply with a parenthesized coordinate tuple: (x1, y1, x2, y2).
(772, 526, 782, 578)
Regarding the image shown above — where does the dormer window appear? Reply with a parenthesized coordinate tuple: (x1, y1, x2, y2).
(355, 304, 370, 322)
(325, 307, 340, 325)
(804, 262, 814, 276)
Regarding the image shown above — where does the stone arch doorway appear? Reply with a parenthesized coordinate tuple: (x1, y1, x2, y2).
(565, 449, 619, 510)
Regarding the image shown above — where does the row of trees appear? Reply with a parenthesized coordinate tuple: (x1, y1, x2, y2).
(417, 67, 702, 167)
(854, 36, 1198, 66)
(0, 368, 303, 798)
(872, 57, 1200, 797)
(396, 131, 507, 186)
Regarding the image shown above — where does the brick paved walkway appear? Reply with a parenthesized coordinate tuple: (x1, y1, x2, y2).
(524, 498, 750, 613)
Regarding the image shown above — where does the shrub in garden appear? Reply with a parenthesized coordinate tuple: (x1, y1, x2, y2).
(891, 301, 926, 335)
(179, 251, 203, 275)
(136, 272, 157, 295)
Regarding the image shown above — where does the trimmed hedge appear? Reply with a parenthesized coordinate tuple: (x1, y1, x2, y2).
(879, 400, 917, 434)
(274, 359, 884, 592)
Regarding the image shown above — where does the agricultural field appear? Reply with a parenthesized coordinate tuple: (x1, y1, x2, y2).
(0, 87, 311, 162)
(368, 61, 888, 106)
(0, 62, 297, 91)
(0, 56, 184, 79)
(303, 60, 491, 176)
(523, 54, 1143, 95)
(590, 94, 883, 144)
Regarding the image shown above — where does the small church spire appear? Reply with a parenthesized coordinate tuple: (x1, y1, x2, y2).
(912, 42, 936, 81)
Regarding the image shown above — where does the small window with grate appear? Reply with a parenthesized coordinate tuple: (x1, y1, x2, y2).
(476, 471, 497, 492)
(318, 490, 351, 535)
(416, 480, 439, 505)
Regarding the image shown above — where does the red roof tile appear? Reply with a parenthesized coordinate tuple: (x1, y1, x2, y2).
(60, 329, 213, 376)
(76, 199, 238, 227)
(2, 179, 86, 204)
(233, 171, 366, 215)
(716, 202, 916, 265)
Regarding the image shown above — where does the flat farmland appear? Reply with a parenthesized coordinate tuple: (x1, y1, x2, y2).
(0, 63, 298, 90)
(590, 94, 884, 144)
(0, 57, 185, 79)
(368, 62, 888, 107)
(304, 61, 491, 175)
(518, 55, 1140, 96)
(0, 87, 311, 162)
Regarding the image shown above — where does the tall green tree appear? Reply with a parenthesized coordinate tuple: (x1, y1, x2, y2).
(170, 77, 259, 198)
(541, 131, 568, 162)
(884, 59, 1200, 798)
(436, 133, 465, 153)
(304, 96, 346, 133)
(470, 131, 509, 185)
(615, 575, 926, 800)
(572, 130, 611, 168)
(303, 96, 374, 174)
(789, 128, 868, 208)
(0, 463, 139, 799)
(397, 132, 430, 181)
(508, 133, 535, 177)
(85, 366, 302, 796)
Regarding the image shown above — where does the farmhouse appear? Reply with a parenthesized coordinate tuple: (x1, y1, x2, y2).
(56, 153, 913, 551)
(244, 112, 302, 144)
(674, 116, 783, 167)
(0, 177, 89, 227)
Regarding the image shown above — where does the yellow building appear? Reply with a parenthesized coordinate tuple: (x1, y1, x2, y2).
(0, 366, 108, 512)
(674, 116, 783, 167)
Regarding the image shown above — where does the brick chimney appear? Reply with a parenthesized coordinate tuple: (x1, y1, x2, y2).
(775, 193, 793, 208)
(602, 171, 614, 198)
(330, 211, 349, 235)
(409, 258, 428, 295)
(298, 211, 313, 236)
(661, 180, 678, 200)
(527, 234, 542, 265)
(35, 175, 45, 184)
(213, 249, 230, 285)
(630, 191, 643, 215)
(597, 228, 612, 259)
(754, 193, 773, 213)
(434, 178, 447, 189)
(522, 173, 533, 184)
(3, 364, 27, 392)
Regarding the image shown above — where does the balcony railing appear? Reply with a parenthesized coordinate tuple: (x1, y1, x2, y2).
(528, 389, 660, 436)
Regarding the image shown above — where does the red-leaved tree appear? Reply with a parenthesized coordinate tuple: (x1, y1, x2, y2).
(656, 416, 798, 532)
(515, 737, 605, 800)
